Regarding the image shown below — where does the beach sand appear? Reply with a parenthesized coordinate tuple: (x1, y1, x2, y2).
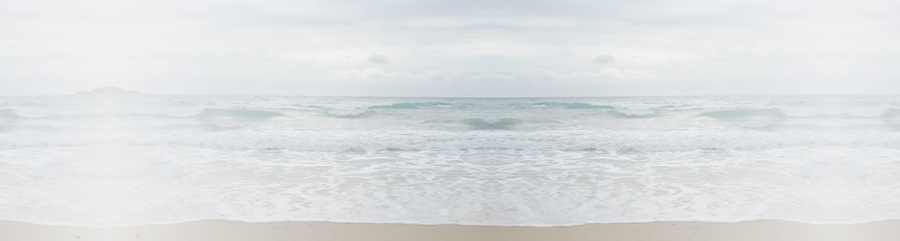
(1, 220, 898, 241)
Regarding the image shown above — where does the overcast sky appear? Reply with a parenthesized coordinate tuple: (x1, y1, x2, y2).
(2, 0, 899, 96)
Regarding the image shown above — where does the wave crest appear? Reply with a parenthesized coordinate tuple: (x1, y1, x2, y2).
(0, 109, 19, 120)
(370, 102, 453, 109)
(533, 102, 614, 109)
(702, 108, 785, 120)
(462, 117, 522, 130)
(704, 107, 900, 121)
(197, 108, 283, 120)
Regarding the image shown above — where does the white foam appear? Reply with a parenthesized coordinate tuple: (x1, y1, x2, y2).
(2, 95, 900, 227)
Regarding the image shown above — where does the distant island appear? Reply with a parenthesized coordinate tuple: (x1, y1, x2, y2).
(75, 86, 143, 95)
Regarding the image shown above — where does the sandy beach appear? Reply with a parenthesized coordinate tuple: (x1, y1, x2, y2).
(1, 220, 897, 241)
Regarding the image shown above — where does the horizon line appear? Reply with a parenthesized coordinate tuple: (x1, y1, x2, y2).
(1, 93, 898, 98)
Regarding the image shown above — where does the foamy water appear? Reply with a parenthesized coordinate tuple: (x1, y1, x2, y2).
(2, 95, 900, 226)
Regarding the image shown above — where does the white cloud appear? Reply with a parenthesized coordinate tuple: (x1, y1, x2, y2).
(1, 0, 899, 96)
(592, 54, 615, 64)
(367, 54, 391, 64)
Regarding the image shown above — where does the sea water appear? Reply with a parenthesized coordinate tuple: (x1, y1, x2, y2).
(1, 95, 900, 227)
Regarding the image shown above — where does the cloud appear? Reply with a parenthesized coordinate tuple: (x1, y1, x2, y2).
(592, 54, 615, 64)
(367, 54, 391, 64)
(2, 0, 900, 96)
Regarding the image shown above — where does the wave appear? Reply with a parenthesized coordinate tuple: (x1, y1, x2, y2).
(0, 109, 18, 120)
(767, 99, 888, 108)
(196, 108, 283, 120)
(15, 101, 48, 107)
(4, 124, 900, 152)
(607, 110, 658, 118)
(369, 102, 454, 109)
(325, 109, 372, 118)
(462, 117, 523, 130)
(531, 102, 671, 118)
(0, 110, 180, 121)
(880, 108, 900, 119)
(309, 102, 459, 118)
(309, 101, 669, 120)
(165, 100, 206, 107)
(0, 108, 283, 121)
(701, 108, 785, 120)
(703, 107, 900, 121)
(532, 102, 614, 109)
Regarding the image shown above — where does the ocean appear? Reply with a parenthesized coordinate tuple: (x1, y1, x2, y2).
(0, 95, 899, 227)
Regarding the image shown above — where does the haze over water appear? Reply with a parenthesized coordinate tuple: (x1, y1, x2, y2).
(1, 93, 899, 226)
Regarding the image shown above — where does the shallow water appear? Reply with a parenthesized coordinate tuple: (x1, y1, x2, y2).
(1, 95, 900, 226)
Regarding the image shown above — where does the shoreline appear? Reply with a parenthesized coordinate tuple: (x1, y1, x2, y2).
(3, 220, 900, 241)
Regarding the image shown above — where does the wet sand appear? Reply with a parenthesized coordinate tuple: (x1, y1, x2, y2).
(1, 220, 898, 241)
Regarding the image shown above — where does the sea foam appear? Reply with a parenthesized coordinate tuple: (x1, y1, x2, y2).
(1, 95, 900, 227)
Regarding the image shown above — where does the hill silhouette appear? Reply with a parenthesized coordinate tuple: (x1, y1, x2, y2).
(75, 86, 143, 95)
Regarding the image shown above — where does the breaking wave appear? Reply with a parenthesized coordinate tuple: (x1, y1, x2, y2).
(702, 107, 900, 120)
(532, 102, 614, 109)
(0, 109, 18, 120)
(325, 109, 372, 118)
(702, 108, 786, 120)
(462, 117, 523, 130)
(370, 102, 454, 109)
(880, 108, 900, 119)
(196, 108, 283, 120)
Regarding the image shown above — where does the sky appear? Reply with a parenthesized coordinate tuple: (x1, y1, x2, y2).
(1, 0, 900, 97)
